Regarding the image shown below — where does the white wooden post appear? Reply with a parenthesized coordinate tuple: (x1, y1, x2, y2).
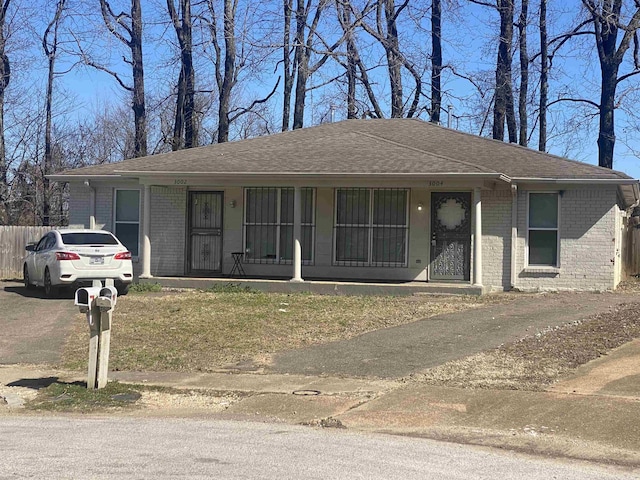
(291, 186, 303, 282)
(86, 280, 102, 390)
(140, 184, 152, 278)
(95, 279, 115, 389)
(473, 187, 483, 287)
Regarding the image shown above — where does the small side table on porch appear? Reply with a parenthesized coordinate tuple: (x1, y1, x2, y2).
(229, 251, 246, 278)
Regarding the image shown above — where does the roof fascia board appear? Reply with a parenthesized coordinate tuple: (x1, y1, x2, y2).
(47, 174, 123, 181)
(114, 171, 511, 181)
(511, 177, 638, 185)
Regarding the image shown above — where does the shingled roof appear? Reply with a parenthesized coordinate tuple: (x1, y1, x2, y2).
(51, 118, 634, 181)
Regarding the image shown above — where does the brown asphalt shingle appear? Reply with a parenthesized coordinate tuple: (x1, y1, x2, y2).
(55, 118, 632, 180)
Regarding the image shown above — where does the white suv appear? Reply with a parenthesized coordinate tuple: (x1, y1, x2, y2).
(23, 229, 134, 297)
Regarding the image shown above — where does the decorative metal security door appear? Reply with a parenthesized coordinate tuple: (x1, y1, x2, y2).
(188, 192, 223, 274)
(429, 192, 471, 281)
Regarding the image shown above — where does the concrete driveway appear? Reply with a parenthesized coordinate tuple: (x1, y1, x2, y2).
(267, 291, 640, 379)
(0, 280, 78, 365)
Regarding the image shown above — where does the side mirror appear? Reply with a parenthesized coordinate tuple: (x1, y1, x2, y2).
(25, 244, 35, 252)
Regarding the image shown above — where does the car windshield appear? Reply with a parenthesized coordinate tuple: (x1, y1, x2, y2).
(61, 232, 119, 246)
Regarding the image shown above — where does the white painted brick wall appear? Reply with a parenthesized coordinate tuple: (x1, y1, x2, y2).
(481, 188, 512, 290)
(514, 186, 617, 291)
(68, 183, 90, 228)
(149, 186, 187, 276)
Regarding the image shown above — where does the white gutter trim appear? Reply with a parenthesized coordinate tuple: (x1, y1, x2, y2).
(112, 171, 512, 181)
(511, 177, 639, 185)
(48, 174, 123, 181)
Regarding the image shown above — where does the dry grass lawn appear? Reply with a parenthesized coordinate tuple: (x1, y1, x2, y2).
(61, 289, 509, 372)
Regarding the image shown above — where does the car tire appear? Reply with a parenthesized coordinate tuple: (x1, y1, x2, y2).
(117, 284, 130, 296)
(23, 265, 34, 290)
(44, 268, 58, 298)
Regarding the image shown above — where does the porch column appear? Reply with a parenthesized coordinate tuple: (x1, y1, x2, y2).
(473, 186, 483, 286)
(291, 186, 303, 282)
(140, 184, 152, 278)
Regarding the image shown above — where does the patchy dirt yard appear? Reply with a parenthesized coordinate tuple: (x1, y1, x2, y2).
(61, 290, 510, 373)
(409, 280, 640, 391)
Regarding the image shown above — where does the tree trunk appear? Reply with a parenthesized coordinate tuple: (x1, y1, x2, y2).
(172, 65, 185, 150)
(282, 0, 294, 131)
(430, 0, 442, 124)
(383, 0, 403, 117)
(168, 0, 195, 149)
(131, 0, 147, 157)
(598, 62, 618, 169)
(0, 0, 10, 224)
(493, 0, 516, 143)
(217, 0, 235, 143)
(517, 0, 528, 146)
(292, 0, 309, 130)
(538, 0, 547, 151)
(581, 0, 640, 169)
(42, 0, 65, 226)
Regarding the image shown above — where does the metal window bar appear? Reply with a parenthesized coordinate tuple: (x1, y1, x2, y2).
(334, 188, 409, 267)
(243, 187, 315, 265)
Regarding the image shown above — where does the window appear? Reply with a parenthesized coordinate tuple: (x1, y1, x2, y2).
(528, 192, 559, 266)
(114, 189, 140, 257)
(244, 187, 315, 264)
(334, 188, 408, 266)
(61, 232, 118, 245)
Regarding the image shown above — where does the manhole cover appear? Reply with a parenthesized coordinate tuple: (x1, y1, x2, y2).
(292, 390, 321, 396)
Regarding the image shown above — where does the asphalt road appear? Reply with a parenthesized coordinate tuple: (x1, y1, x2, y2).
(0, 417, 636, 479)
(0, 280, 78, 365)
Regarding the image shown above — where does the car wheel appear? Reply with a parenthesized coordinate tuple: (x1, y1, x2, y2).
(44, 268, 58, 298)
(23, 265, 34, 290)
(117, 284, 130, 296)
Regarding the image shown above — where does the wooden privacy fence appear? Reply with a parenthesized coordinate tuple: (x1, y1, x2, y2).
(622, 220, 640, 278)
(0, 226, 55, 279)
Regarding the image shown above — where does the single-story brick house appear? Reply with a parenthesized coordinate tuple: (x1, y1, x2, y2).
(50, 119, 639, 292)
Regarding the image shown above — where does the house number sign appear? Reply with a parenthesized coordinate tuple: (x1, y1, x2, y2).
(174, 179, 188, 185)
(428, 180, 444, 187)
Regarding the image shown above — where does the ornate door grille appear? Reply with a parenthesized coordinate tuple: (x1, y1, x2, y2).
(429, 192, 471, 281)
(188, 191, 223, 274)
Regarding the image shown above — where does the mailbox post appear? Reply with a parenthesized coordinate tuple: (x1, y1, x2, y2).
(74, 279, 118, 389)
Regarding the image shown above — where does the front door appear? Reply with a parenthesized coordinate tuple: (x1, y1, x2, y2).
(188, 191, 223, 274)
(429, 192, 471, 281)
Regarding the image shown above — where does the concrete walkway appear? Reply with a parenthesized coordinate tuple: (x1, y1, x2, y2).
(266, 291, 638, 378)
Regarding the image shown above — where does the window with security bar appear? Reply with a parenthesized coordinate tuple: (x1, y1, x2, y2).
(244, 187, 315, 264)
(334, 188, 409, 267)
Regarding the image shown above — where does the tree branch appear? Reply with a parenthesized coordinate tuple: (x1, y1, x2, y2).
(228, 76, 281, 122)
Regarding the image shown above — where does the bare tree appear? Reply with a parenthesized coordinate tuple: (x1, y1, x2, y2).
(517, 0, 528, 146)
(83, 0, 147, 157)
(430, 0, 442, 124)
(202, 0, 279, 142)
(167, 0, 196, 150)
(538, 0, 547, 151)
(469, 0, 517, 142)
(360, 0, 422, 118)
(0, 0, 11, 224)
(582, 0, 640, 169)
(42, 0, 66, 226)
(335, 0, 383, 119)
(282, 0, 295, 130)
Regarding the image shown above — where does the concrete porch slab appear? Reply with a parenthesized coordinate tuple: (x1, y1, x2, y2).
(140, 276, 484, 296)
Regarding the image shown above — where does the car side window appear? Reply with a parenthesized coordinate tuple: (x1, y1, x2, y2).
(35, 235, 49, 252)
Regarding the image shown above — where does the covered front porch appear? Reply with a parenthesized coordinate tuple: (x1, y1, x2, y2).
(139, 276, 486, 296)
